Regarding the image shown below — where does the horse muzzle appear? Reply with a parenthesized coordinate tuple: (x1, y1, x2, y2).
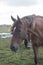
(10, 44, 19, 52)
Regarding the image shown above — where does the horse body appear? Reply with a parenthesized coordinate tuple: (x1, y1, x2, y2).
(32, 16, 43, 46)
(10, 15, 43, 65)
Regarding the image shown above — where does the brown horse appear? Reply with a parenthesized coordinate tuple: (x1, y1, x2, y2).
(10, 14, 43, 65)
(11, 16, 31, 49)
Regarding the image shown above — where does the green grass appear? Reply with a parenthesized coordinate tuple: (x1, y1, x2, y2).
(0, 38, 43, 65)
(0, 26, 43, 65)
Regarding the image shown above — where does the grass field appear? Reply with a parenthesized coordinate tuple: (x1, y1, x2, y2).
(0, 38, 43, 65)
(0, 25, 43, 65)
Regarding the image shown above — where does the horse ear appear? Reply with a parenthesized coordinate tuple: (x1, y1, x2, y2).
(11, 16, 16, 22)
(17, 15, 20, 20)
(17, 15, 22, 24)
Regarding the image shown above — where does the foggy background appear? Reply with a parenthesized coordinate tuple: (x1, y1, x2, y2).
(0, 0, 43, 25)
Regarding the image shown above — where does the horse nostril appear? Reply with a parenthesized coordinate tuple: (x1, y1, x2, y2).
(10, 46, 18, 52)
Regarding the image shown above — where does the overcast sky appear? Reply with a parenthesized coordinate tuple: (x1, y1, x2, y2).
(0, 0, 38, 6)
(0, 0, 43, 25)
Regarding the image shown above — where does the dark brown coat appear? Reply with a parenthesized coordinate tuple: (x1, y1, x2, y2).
(10, 15, 43, 65)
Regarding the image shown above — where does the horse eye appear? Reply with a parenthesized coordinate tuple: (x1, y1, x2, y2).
(18, 29, 21, 32)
